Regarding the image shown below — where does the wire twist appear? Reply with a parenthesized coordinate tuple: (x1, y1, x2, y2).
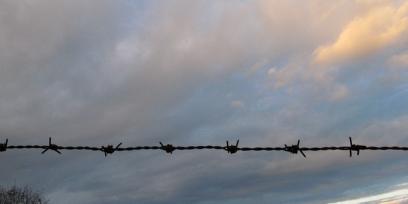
(101, 143, 122, 157)
(41, 138, 61, 154)
(160, 142, 175, 154)
(225, 140, 239, 154)
(284, 140, 306, 158)
(348, 137, 366, 157)
(0, 139, 8, 152)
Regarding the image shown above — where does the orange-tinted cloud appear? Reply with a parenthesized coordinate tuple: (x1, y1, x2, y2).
(315, 1, 408, 64)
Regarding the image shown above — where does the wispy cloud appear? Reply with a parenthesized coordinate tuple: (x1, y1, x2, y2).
(330, 187, 408, 204)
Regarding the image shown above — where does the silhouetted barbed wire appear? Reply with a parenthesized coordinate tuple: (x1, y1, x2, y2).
(1, 137, 408, 157)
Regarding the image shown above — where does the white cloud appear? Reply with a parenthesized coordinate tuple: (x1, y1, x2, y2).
(329, 188, 408, 204)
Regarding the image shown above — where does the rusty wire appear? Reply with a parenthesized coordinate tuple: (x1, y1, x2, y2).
(1, 137, 408, 157)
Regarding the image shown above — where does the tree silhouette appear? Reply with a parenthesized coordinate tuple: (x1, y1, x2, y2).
(0, 185, 48, 204)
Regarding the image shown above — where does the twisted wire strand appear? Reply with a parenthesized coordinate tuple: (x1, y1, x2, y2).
(2, 137, 408, 157)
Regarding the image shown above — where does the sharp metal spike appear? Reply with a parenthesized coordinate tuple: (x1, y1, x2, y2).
(116, 143, 122, 150)
(300, 149, 306, 158)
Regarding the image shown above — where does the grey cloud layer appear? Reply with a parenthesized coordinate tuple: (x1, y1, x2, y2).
(1, 0, 408, 203)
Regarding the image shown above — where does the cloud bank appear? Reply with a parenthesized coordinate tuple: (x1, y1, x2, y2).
(1, 0, 408, 203)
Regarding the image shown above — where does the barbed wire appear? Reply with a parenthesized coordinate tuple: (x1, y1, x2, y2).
(1, 137, 408, 157)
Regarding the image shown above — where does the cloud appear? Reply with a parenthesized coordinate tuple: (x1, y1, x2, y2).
(389, 51, 408, 67)
(329, 188, 408, 204)
(230, 100, 245, 109)
(2, 1, 408, 204)
(329, 84, 349, 101)
(267, 64, 305, 89)
(314, 1, 408, 65)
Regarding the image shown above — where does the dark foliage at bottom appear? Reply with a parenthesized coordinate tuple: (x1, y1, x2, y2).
(0, 185, 48, 204)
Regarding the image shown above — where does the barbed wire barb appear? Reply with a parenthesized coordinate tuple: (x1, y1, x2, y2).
(41, 137, 61, 154)
(101, 143, 122, 157)
(225, 140, 239, 154)
(285, 140, 306, 158)
(0, 138, 8, 152)
(348, 137, 366, 157)
(160, 142, 175, 154)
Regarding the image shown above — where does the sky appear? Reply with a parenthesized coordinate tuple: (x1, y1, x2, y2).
(1, 0, 408, 203)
